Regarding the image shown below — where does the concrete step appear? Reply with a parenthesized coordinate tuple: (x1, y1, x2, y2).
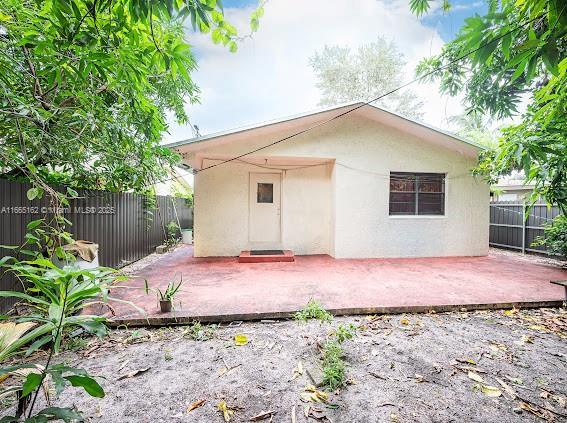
(239, 250, 295, 263)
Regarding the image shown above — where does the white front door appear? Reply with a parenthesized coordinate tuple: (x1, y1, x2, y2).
(249, 172, 281, 245)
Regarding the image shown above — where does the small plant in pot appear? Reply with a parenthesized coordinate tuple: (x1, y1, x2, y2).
(145, 276, 184, 313)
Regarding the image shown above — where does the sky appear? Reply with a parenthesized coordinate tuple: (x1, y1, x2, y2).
(163, 0, 488, 144)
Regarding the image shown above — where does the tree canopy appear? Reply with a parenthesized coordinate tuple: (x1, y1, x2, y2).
(0, 0, 264, 195)
(447, 112, 499, 148)
(412, 0, 567, 211)
(309, 37, 424, 119)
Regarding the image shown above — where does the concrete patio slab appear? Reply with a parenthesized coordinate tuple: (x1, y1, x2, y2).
(102, 245, 567, 326)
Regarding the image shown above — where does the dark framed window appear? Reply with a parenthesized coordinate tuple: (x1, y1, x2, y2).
(389, 172, 445, 215)
(257, 183, 273, 203)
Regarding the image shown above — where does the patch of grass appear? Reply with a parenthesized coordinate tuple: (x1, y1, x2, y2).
(184, 320, 216, 341)
(63, 336, 89, 352)
(321, 340, 345, 390)
(293, 299, 333, 323)
(164, 349, 173, 361)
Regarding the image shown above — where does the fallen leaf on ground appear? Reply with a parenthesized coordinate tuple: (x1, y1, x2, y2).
(495, 378, 517, 399)
(400, 318, 410, 325)
(468, 371, 484, 383)
(480, 385, 502, 397)
(291, 362, 303, 380)
(300, 385, 329, 403)
(503, 308, 518, 316)
(117, 367, 150, 380)
(489, 342, 508, 352)
(249, 410, 276, 421)
(519, 401, 550, 420)
(218, 400, 237, 422)
(187, 399, 206, 412)
(234, 334, 249, 346)
(521, 335, 534, 344)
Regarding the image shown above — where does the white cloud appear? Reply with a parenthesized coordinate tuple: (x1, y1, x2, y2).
(164, 0, 467, 142)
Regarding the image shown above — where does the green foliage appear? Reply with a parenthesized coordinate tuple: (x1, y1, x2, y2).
(0, 259, 137, 360)
(170, 180, 193, 208)
(62, 336, 89, 352)
(319, 321, 358, 390)
(184, 320, 216, 341)
(1, 405, 84, 422)
(145, 276, 184, 301)
(0, 218, 74, 263)
(165, 220, 180, 247)
(293, 299, 333, 323)
(321, 340, 345, 391)
(447, 112, 499, 148)
(309, 37, 424, 119)
(0, 0, 265, 193)
(0, 364, 104, 421)
(413, 0, 567, 211)
(332, 323, 357, 344)
(533, 214, 567, 257)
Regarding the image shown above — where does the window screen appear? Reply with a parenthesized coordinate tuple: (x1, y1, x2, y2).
(257, 183, 273, 203)
(389, 172, 445, 215)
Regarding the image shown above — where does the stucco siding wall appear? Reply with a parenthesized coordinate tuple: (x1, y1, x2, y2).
(282, 164, 332, 255)
(194, 160, 332, 257)
(192, 113, 489, 258)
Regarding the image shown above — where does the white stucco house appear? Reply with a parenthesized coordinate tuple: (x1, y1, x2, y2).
(166, 102, 489, 259)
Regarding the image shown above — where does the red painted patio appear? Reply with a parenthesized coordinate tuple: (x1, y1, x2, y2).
(104, 245, 566, 326)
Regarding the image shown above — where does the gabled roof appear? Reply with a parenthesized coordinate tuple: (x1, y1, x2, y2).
(165, 102, 484, 154)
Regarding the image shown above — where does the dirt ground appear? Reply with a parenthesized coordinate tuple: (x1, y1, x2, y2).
(8, 307, 565, 423)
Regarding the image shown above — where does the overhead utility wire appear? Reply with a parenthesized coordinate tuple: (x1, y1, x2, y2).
(188, 15, 540, 175)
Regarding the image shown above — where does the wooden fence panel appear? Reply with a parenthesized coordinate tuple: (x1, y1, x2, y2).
(0, 179, 193, 312)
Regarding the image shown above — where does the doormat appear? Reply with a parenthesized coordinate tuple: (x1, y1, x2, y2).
(250, 250, 285, 256)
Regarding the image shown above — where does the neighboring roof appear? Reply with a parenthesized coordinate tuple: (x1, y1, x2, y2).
(164, 101, 484, 152)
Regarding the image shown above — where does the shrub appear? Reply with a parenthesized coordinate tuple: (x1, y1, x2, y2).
(533, 214, 567, 258)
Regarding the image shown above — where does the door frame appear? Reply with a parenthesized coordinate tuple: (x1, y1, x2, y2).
(248, 171, 283, 248)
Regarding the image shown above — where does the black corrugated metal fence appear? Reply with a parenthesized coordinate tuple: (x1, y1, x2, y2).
(0, 178, 192, 311)
(489, 201, 561, 255)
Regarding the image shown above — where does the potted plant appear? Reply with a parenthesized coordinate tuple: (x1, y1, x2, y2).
(145, 276, 184, 313)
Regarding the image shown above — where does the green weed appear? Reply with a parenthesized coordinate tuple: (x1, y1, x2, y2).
(333, 323, 357, 344)
(293, 299, 333, 323)
(63, 336, 89, 352)
(184, 320, 216, 341)
(321, 340, 346, 390)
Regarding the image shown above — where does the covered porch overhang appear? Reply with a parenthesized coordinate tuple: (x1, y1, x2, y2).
(183, 153, 335, 172)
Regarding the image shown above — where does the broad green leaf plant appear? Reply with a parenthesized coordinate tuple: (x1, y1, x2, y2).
(0, 245, 142, 419)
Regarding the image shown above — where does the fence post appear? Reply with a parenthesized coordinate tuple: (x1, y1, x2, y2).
(521, 201, 526, 254)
